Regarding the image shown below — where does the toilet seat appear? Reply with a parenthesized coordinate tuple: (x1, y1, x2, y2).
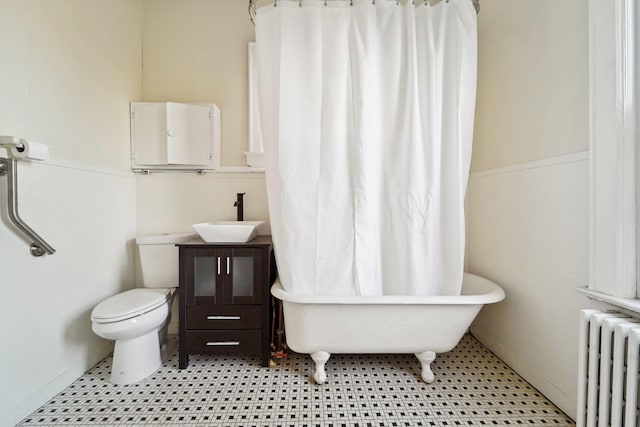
(91, 288, 171, 323)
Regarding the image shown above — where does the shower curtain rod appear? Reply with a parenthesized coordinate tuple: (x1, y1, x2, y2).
(249, 0, 480, 23)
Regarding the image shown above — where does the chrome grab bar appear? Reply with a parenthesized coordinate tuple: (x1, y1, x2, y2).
(0, 158, 55, 257)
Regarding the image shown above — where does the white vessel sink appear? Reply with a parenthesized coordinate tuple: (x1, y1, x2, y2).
(192, 221, 264, 243)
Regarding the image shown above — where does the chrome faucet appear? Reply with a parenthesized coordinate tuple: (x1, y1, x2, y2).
(234, 192, 245, 221)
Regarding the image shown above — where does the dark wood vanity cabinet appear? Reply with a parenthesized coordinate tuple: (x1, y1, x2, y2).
(177, 236, 274, 368)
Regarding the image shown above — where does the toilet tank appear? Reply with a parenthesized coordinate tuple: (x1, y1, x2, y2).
(136, 232, 197, 288)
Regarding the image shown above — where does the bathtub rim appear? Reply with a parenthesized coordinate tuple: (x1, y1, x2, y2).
(271, 272, 505, 305)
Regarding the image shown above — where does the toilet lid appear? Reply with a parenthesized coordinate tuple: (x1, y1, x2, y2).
(91, 288, 171, 323)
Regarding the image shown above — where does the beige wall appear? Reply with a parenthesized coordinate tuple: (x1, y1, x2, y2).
(142, 0, 255, 166)
(471, 0, 589, 172)
(0, 0, 142, 170)
(136, 173, 269, 235)
(137, 0, 271, 239)
(0, 1, 141, 425)
(467, 0, 592, 419)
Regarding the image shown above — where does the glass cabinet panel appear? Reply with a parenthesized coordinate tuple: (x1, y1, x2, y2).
(232, 256, 254, 297)
(194, 255, 217, 298)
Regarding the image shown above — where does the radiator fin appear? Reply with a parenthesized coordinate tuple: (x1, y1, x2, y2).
(577, 309, 640, 427)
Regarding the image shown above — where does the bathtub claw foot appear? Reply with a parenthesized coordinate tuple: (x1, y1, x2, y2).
(415, 351, 436, 383)
(310, 351, 331, 384)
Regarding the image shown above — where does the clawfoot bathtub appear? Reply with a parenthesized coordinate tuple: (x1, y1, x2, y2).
(271, 273, 504, 384)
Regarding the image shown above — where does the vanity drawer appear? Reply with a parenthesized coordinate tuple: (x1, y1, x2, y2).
(186, 330, 262, 355)
(186, 305, 261, 329)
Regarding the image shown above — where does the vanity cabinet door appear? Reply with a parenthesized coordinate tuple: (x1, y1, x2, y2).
(223, 248, 263, 305)
(184, 248, 224, 305)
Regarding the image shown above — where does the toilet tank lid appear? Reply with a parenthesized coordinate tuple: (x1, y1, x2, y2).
(91, 288, 171, 322)
(136, 232, 197, 245)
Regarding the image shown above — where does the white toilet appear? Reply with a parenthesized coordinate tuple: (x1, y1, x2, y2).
(91, 232, 195, 385)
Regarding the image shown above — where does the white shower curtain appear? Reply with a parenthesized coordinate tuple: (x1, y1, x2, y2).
(255, 0, 477, 296)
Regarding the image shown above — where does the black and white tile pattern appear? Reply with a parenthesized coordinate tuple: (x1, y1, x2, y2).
(18, 335, 574, 426)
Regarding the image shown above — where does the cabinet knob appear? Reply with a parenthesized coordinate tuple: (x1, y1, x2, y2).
(167, 129, 175, 137)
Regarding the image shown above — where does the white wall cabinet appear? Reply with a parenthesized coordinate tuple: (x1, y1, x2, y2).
(130, 102, 220, 170)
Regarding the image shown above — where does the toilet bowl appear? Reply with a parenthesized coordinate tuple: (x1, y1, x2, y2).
(91, 232, 196, 384)
(91, 288, 173, 384)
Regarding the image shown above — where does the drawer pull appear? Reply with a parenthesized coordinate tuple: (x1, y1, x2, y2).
(206, 341, 240, 346)
(206, 315, 241, 320)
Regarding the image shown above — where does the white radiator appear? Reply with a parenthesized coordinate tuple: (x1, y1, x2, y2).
(577, 309, 640, 427)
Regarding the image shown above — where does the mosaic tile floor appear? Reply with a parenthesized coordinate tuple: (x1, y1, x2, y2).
(18, 334, 574, 426)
